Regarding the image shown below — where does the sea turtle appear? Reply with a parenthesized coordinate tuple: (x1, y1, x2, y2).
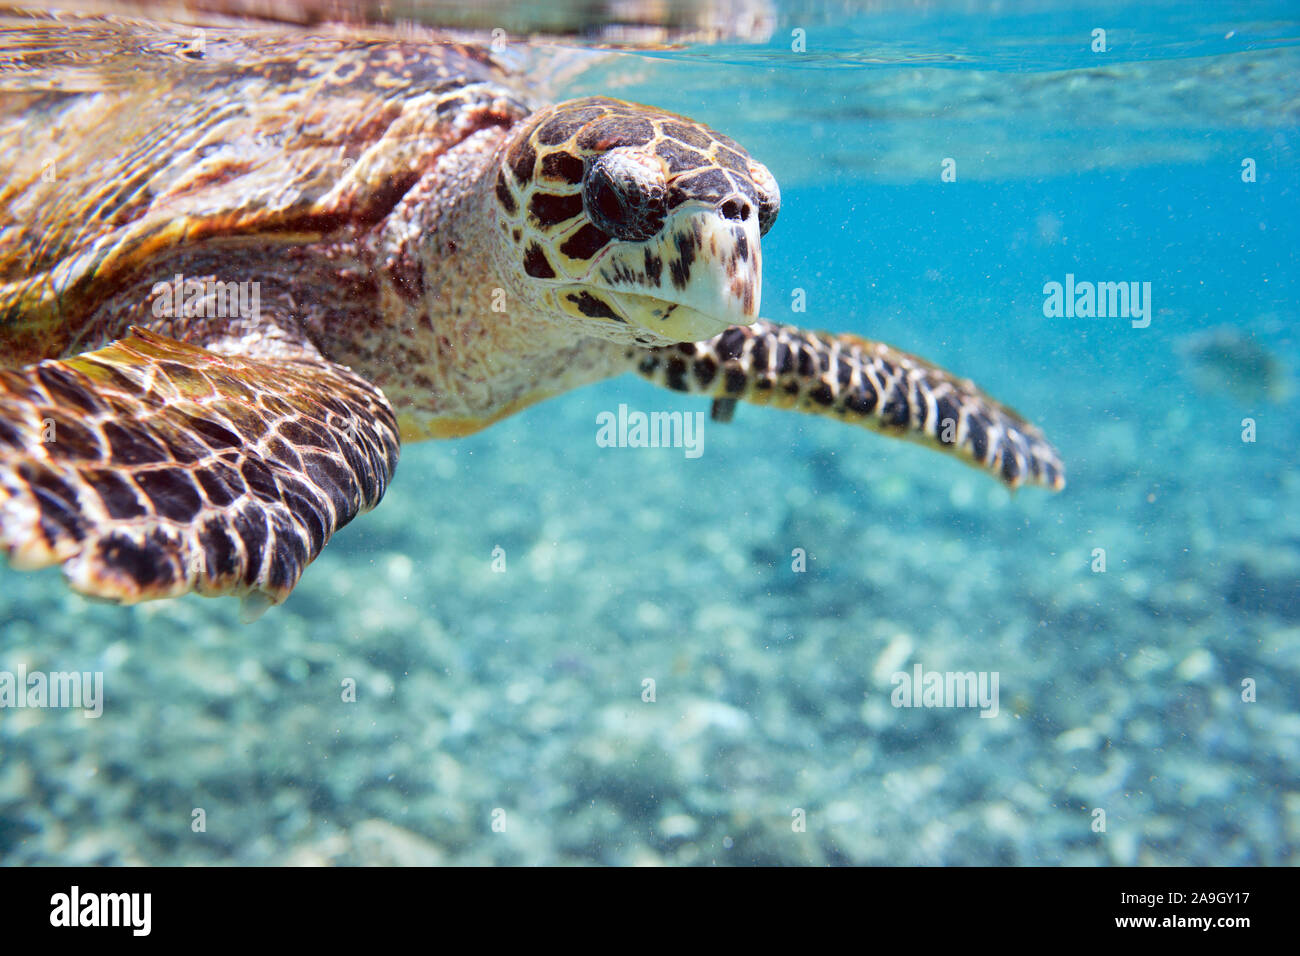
(0, 10, 1064, 615)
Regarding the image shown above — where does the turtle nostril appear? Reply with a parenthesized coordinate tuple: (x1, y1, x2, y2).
(720, 199, 751, 222)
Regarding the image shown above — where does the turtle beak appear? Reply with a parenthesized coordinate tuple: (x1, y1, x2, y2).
(595, 206, 761, 342)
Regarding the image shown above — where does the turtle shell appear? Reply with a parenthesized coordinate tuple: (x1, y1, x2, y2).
(0, 8, 534, 362)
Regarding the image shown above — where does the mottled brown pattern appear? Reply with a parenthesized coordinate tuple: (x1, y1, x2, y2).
(0, 9, 531, 356)
(0, 328, 399, 607)
(489, 97, 776, 344)
(0, 12, 1064, 613)
(634, 320, 1066, 491)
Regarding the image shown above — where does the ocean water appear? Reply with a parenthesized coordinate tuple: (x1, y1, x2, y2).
(1, 1, 1298, 865)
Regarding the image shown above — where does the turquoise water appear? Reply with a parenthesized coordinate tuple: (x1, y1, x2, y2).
(2, 1, 1298, 864)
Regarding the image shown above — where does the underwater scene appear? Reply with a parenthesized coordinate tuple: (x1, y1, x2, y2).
(0, 0, 1297, 867)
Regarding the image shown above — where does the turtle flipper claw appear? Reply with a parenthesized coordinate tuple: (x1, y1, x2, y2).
(0, 329, 400, 609)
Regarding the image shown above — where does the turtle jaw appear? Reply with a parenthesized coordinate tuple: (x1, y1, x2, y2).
(582, 207, 762, 343)
(605, 295, 747, 344)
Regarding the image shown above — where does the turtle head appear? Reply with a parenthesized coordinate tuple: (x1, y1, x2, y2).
(488, 97, 779, 344)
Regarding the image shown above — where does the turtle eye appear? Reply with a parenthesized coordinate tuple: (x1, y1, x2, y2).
(583, 148, 667, 242)
(749, 160, 780, 237)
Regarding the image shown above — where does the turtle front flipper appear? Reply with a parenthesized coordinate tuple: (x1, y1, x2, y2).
(633, 319, 1065, 491)
(0, 328, 400, 614)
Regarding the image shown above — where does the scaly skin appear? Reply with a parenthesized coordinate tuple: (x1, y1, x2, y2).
(0, 329, 399, 611)
(0, 11, 1064, 609)
(636, 322, 1065, 490)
